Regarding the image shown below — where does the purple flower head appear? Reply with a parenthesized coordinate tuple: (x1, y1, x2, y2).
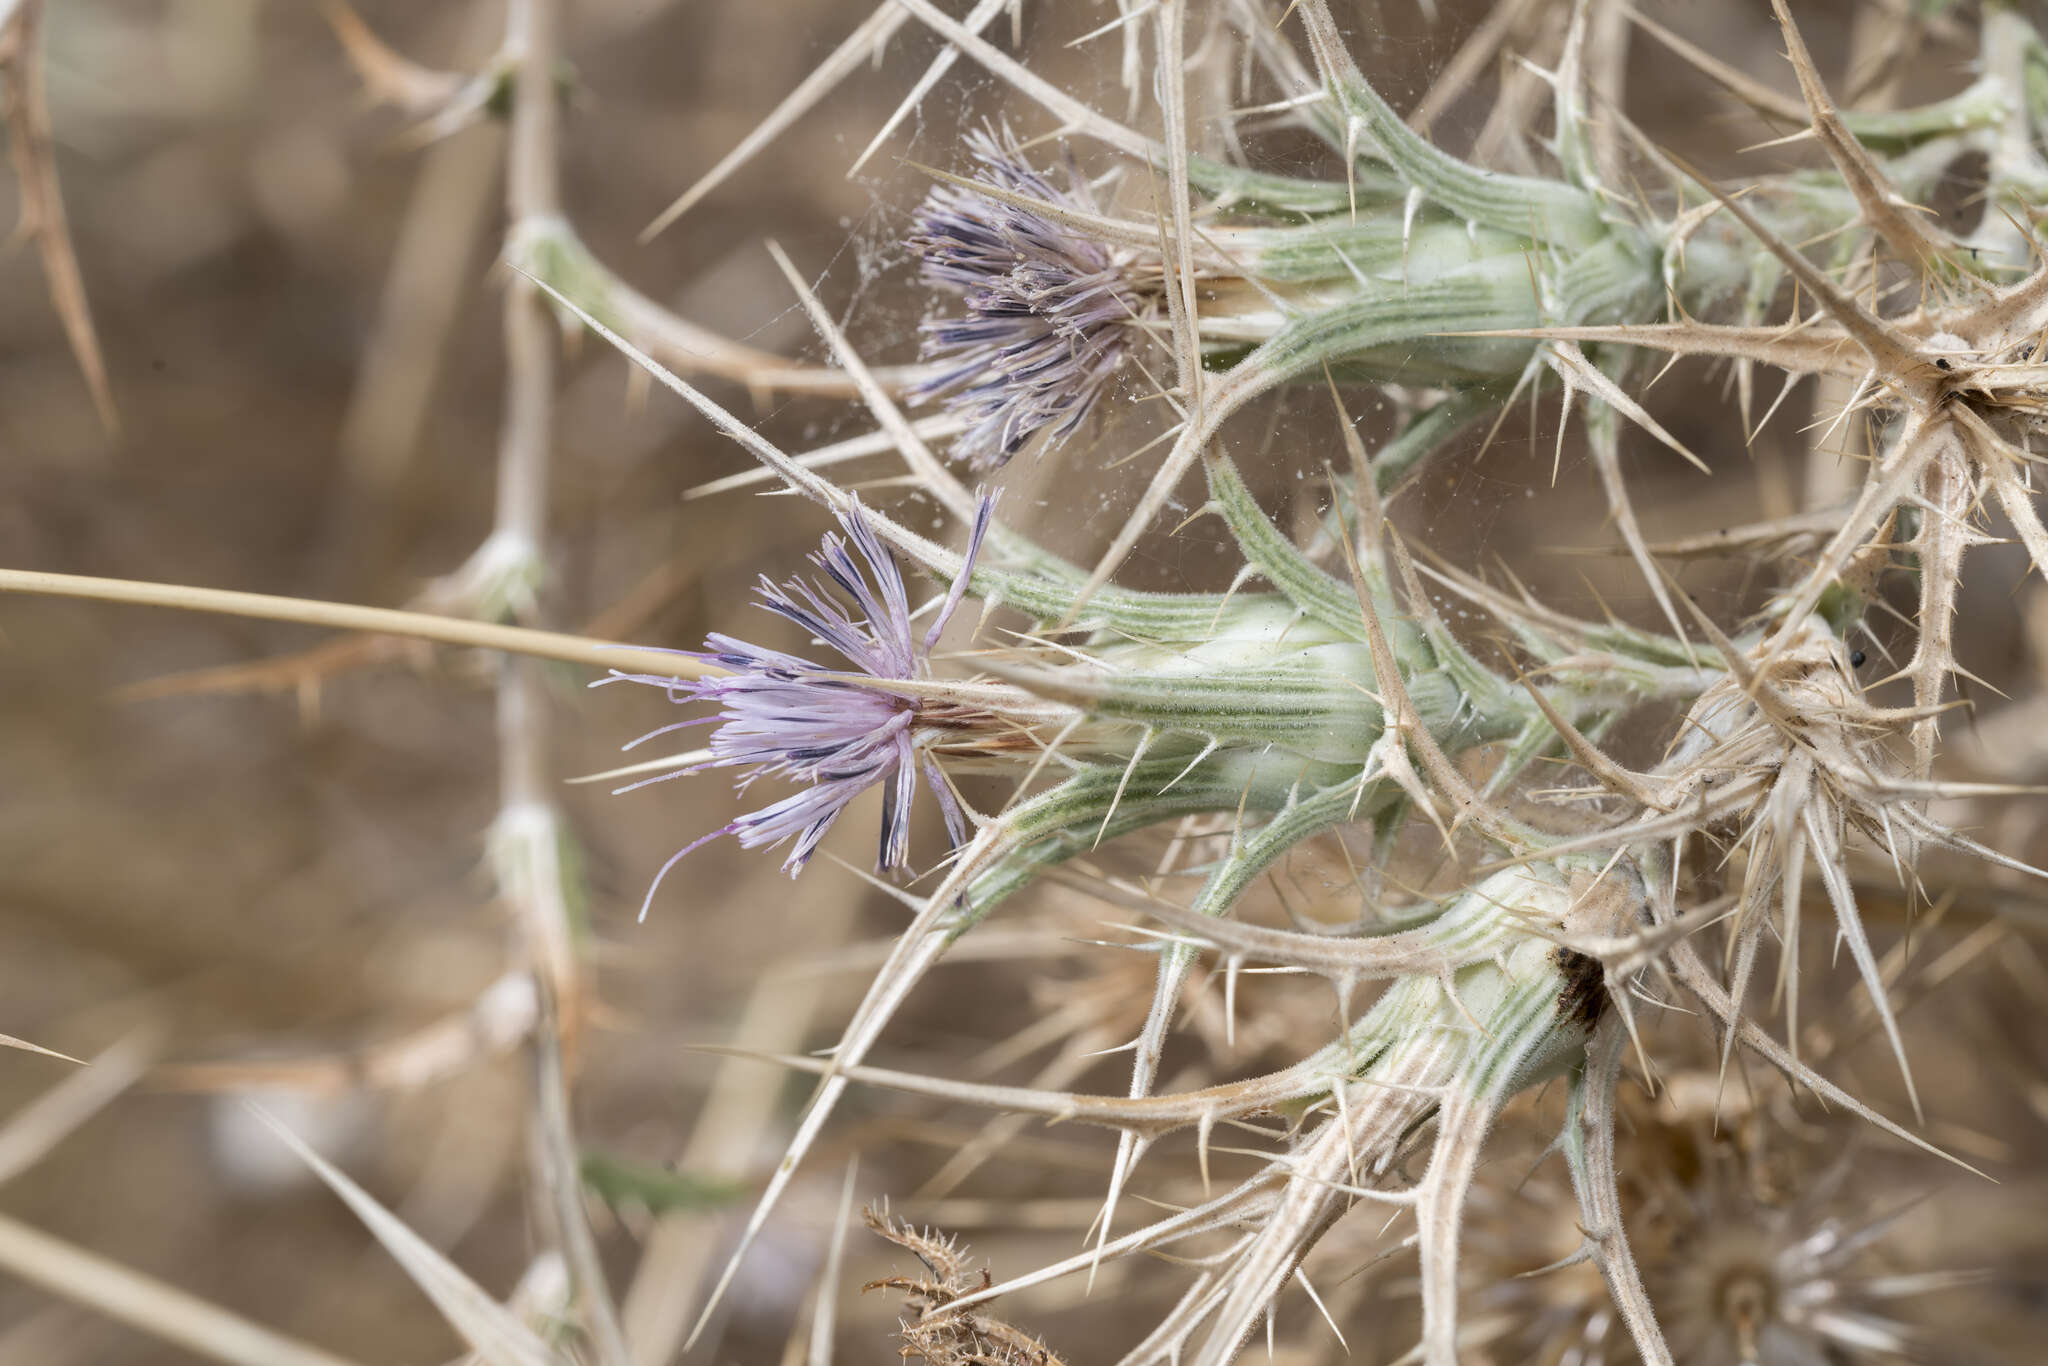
(909, 127, 1146, 470)
(608, 497, 996, 916)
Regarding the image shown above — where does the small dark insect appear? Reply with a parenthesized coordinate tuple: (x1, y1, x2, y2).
(1552, 946, 1607, 1032)
(1851, 649, 1867, 669)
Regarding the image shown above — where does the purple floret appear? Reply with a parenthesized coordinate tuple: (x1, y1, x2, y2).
(606, 497, 994, 915)
(910, 128, 1142, 469)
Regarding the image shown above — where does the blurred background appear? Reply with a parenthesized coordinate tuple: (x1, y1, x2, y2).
(0, 2, 2044, 1363)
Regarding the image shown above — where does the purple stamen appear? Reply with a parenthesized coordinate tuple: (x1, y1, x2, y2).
(909, 127, 1144, 470)
(609, 496, 996, 915)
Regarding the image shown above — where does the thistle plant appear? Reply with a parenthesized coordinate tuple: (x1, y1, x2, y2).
(4, 3, 2048, 1366)
(574, 3, 2048, 1360)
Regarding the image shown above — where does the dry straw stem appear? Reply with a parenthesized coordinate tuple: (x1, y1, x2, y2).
(0, 1215, 363, 1366)
(254, 1109, 566, 1366)
(640, 0, 1013, 238)
(331, 1, 921, 404)
(0, 0, 116, 433)
(643, 1, 899, 238)
(0, 1037, 354, 1363)
(617, 890, 865, 1363)
(332, 0, 507, 498)
(0, 567, 716, 681)
(323, 0, 468, 122)
(0, 1034, 152, 1189)
(152, 974, 539, 1096)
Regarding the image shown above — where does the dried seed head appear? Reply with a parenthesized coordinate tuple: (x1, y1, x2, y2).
(1641, 610, 1984, 1105)
(865, 1207, 1068, 1366)
(1450, 1014, 1993, 1366)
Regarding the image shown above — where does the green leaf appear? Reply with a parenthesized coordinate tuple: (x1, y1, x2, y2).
(579, 1153, 745, 1217)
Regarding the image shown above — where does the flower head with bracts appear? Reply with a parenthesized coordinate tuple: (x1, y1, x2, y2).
(909, 126, 1150, 470)
(604, 495, 1000, 913)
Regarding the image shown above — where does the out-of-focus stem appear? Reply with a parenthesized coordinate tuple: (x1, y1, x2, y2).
(1406, 0, 1542, 137)
(491, 3, 629, 1364)
(513, 216, 926, 397)
(1585, 0, 1629, 188)
(0, 1213, 360, 1366)
(530, 1007, 626, 1365)
(497, 0, 558, 555)
(616, 903, 860, 1365)
(0, 0, 118, 433)
(336, 0, 504, 500)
